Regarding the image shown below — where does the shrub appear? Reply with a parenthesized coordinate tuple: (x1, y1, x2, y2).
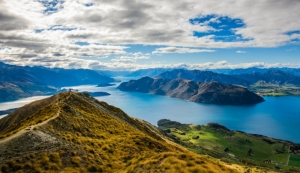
(39, 152, 49, 165)
(88, 165, 98, 172)
(49, 152, 62, 167)
(49, 163, 60, 170)
(180, 154, 187, 159)
(186, 161, 194, 167)
(23, 162, 32, 169)
(71, 156, 81, 167)
(1, 164, 9, 173)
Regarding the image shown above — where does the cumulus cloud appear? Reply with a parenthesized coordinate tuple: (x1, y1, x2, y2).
(236, 51, 246, 54)
(0, 0, 299, 69)
(152, 47, 215, 54)
(111, 52, 151, 64)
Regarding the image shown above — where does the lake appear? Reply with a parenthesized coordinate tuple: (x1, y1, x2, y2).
(1, 77, 299, 143)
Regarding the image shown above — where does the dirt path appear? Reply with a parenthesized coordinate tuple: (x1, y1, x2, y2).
(0, 106, 60, 145)
(286, 154, 290, 166)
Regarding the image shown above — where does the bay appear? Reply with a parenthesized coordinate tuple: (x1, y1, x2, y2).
(66, 77, 300, 143)
(0, 96, 50, 111)
(0, 77, 299, 143)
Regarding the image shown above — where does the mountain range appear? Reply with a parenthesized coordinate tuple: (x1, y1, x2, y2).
(0, 62, 114, 102)
(155, 69, 250, 86)
(118, 77, 264, 105)
(233, 70, 300, 85)
(126, 68, 174, 77)
(211, 67, 300, 76)
(155, 69, 300, 87)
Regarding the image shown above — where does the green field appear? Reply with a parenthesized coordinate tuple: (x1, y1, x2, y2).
(249, 83, 300, 96)
(289, 155, 300, 167)
(159, 120, 300, 171)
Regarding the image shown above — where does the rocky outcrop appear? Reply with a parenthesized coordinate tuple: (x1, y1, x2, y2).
(118, 77, 264, 105)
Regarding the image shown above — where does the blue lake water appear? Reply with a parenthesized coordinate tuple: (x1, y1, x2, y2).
(1, 77, 300, 143)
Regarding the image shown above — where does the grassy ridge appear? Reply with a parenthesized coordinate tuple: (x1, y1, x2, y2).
(0, 92, 243, 173)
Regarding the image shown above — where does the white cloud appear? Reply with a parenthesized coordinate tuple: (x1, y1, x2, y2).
(152, 47, 215, 54)
(0, 0, 299, 69)
(236, 51, 246, 54)
(110, 52, 151, 63)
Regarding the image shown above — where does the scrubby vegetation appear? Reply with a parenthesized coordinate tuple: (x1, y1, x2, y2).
(0, 91, 247, 173)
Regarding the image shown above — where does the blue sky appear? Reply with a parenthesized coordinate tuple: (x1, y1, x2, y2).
(0, 0, 299, 70)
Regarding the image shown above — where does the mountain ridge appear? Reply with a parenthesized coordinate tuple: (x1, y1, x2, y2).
(0, 62, 115, 102)
(234, 70, 300, 86)
(0, 91, 241, 172)
(155, 69, 250, 86)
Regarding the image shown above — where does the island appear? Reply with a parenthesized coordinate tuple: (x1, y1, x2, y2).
(117, 77, 264, 105)
(85, 92, 111, 97)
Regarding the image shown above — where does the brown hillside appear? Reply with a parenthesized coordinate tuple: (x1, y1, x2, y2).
(0, 91, 243, 173)
(118, 77, 264, 105)
(0, 95, 58, 136)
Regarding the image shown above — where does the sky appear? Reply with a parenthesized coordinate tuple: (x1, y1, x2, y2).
(0, 0, 299, 70)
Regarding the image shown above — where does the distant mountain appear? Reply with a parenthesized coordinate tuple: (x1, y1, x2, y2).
(271, 68, 300, 77)
(155, 69, 250, 86)
(234, 70, 300, 85)
(25, 66, 115, 87)
(210, 67, 300, 77)
(0, 62, 115, 102)
(0, 91, 240, 172)
(210, 68, 268, 75)
(0, 63, 56, 102)
(126, 68, 174, 77)
(118, 77, 264, 105)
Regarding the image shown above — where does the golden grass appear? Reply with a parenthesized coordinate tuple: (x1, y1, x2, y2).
(0, 92, 246, 173)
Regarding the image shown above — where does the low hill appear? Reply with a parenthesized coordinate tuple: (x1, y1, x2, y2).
(0, 91, 242, 173)
(155, 69, 250, 86)
(158, 119, 300, 172)
(117, 77, 264, 105)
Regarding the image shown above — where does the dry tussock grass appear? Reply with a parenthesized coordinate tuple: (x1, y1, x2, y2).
(0, 92, 245, 173)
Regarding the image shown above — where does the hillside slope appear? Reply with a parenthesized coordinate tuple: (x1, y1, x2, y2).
(0, 91, 241, 173)
(118, 77, 264, 105)
(158, 119, 300, 172)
